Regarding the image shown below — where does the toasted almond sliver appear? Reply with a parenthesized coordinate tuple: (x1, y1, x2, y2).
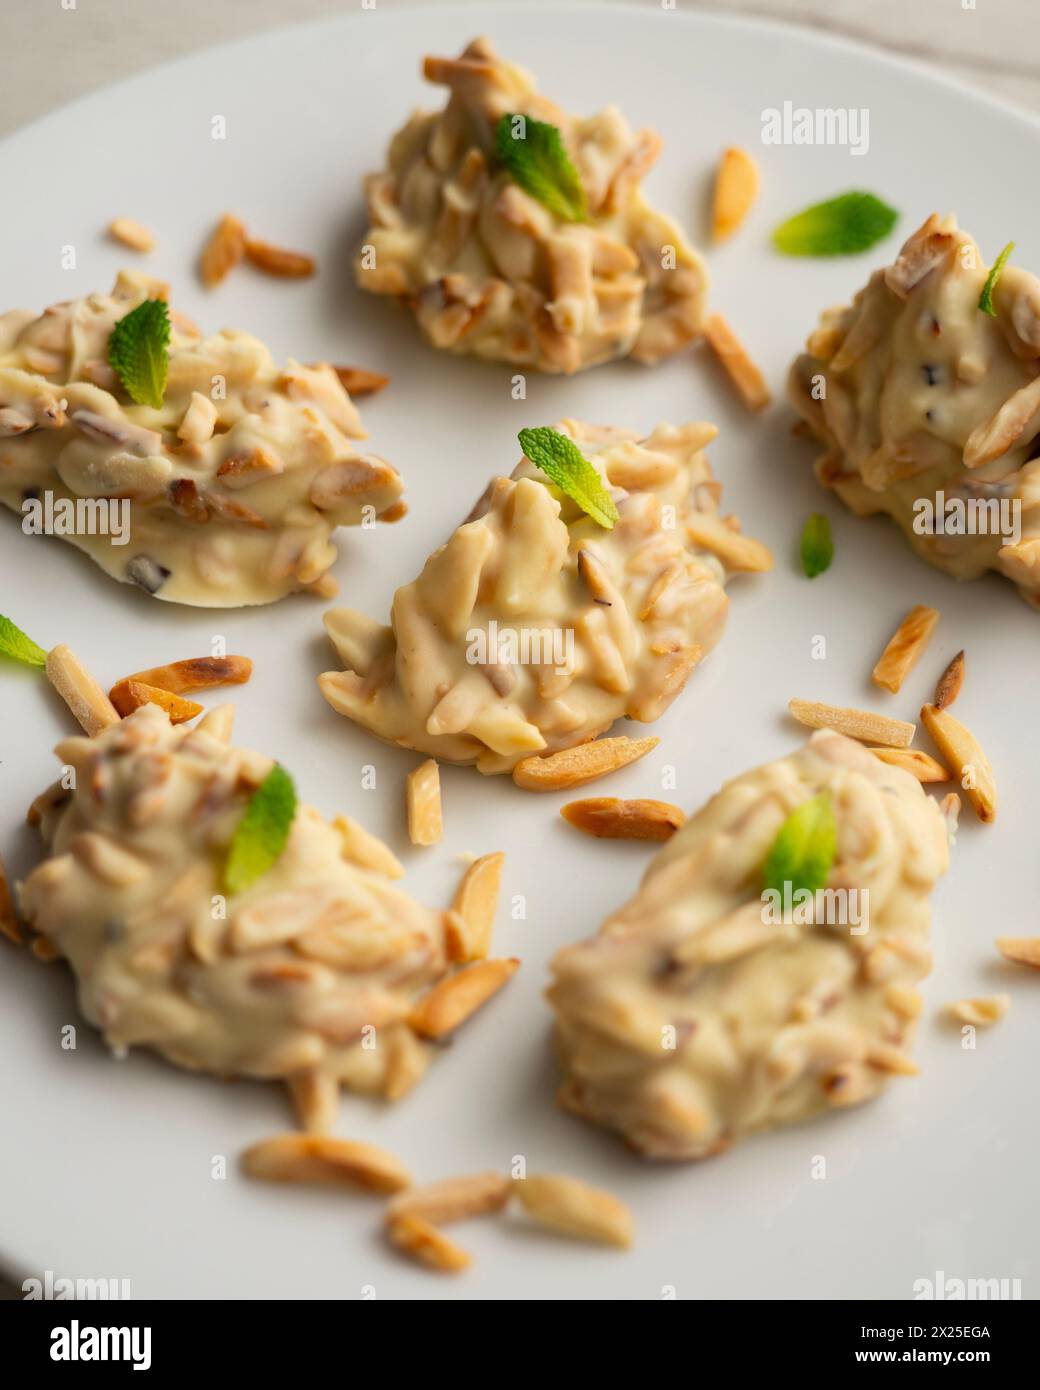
(406, 759, 443, 846)
(561, 797, 686, 841)
(244, 238, 316, 279)
(332, 814, 405, 880)
(712, 146, 760, 243)
(46, 645, 120, 737)
(241, 1133, 410, 1193)
(409, 958, 519, 1039)
(110, 656, 253, 707)
(868, 747, 951, 783)
(919, 703, 996, 823)
(995, 936, 1040, 969)
(686, 514, 774, 573)
(115, 680, 203, 724)
(200, 213, 247, 287)
(196, 703, 235, 742)
(934, 650, 966, 710)
(789, 699, 915, 749)
(286, 1072, 339, 1135)
(450, 852, 504, 960)
(331, 365, 390, 397)
(108, 217, 155, 253)
(387, 1171, 510, 1226)
(865, 1042, 919, 1076)
(704, 313, 772, 411)
(387, 1214, 472, 1273)
(871, 605, 940, 693)
(382, 1026, 432, 1102)
(0, 852, 23, 945)
(946, 995, 1010, 1027)
(514, 1174, 633, 1249)
(513, 736, 659, 792)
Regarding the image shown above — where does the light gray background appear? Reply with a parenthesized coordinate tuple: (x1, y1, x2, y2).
(2, 0, 1039, 137)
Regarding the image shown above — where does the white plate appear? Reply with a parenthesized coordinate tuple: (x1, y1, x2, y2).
(1, 1, 1037, 1301)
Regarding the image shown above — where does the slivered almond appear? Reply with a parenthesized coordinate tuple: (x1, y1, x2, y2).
(332, 814, 404, 880)
(513, 736, 659, 791)
(110, 655, 252, 707)
(383, 1027, 432, 1101)
(934, 650, 965, 710)
(108, 218, 155, 253)
(449, 852, 504, 960)
(0, 853, 22, 945)
(241, 1133, 409, 1193)
(712, 146, 759, 242)
(865, 1043, 919, 1076)
(387, 1171, 510, 1226)
(871, 605, 940, 693)
(387, 1214, 471, 1273)
(244, 238, 316, 279)
(869, 747, 950, 783)
(704, 313, 772, 411)
(115, 681, 203, 724)
(409, 958, 519, 1038)
(919, 703, 996, 822)
(331, 365, 390, 397)
(789, 699, 915, 748)
(686, 514, 773, 572)
(286, 1072, 339, 1134)
(196, 703, 235, 742)
(514, 1174, 633, 1248)
(406, 759, 443, 846)
(946, 995, 1010, 1026)
(996, 936, 1040, 969)
(199, 213, 246, 287)
(46, 645, 120, 736)
(561, 797, 685, 841)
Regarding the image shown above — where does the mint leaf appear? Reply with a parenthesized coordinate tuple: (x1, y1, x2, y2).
(979, 240, 1015, 317)
(225, 764, 297, 896)
(773, 192, 898, 256)
(763, 792, 837, 898)
(518, 427, 618, 529)
(0, 613, 47, 669)
(495, 113, 587, 223)
(800, 513, 833, 578)
(107, 299, 170, 409)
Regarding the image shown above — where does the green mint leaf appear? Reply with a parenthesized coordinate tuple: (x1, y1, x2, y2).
(225, 764, 297, 896)
(773, 192, 898, 256)
(979, 240, 1015, 317)
(494, 113, 587, 223)
(800, 513, 833, 578)
(107, 299, 170, 409)
(0, 613, 47, 669)
(763, 792, 837, 899)
(518, 426, 618, 529)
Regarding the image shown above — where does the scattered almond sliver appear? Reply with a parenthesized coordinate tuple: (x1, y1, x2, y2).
(406, 758, 443, 846)
(513, 736, 659, 791)
(117, 680, 203, 724)
(46, 645, 120, 737)
(919, 703, 996, 823)
(241, 1133, 410, 1193)
(200, 212, 247, 287)
(332, 813, 404, 880)
(409, 957, 519, 1038)
(0, 852, 22, 945)
(196, 703, 235, 742)
(869, 747, 950, 783)
(704, 313, 772, 412)
(514, 1174, 633, 1249)
(789, 698, 915, 749)
(946, 995, 1010, 1027)
(934, 650, 966, 710)
(995, 937, 1040, 969)
(871, 605, 939, 693)
(387, 1213, 472, 1273)
(561, 797, 686, 841)
(449, 851, 505, 960)
(286, 1072, 339, 1135)
(331, 365, 390, 397)
(712, 146, 760, 243)
(108, 217, 155, 253)
(387, 1171, 510, 1226)
(245, 238, 316, 279)
(109, 656, 253, 711)
(686, 514, 773, 573)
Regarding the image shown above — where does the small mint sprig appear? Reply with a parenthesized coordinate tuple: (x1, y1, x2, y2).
(225, 764, 297, 896)
(763, 791, 837, 899)
(773, 192, 898, 257)
(978, 241, 1015, 317)
(107, 299, 171, 409)
(0, 613, 47, 669)
(518, 426, 618, 529)
(494, 113, 587, 223)
(800, 513, 834, 578)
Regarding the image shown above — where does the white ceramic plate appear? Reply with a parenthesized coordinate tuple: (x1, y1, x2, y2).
(1, 1, 1037, 1301)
